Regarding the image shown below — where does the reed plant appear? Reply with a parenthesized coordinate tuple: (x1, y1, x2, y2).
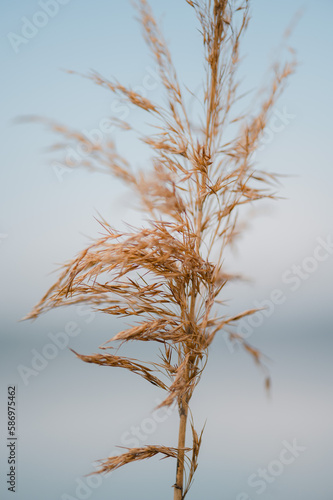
(25, 1, 296, 498)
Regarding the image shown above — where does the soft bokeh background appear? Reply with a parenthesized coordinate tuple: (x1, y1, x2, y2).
(1, 0, 332, 499)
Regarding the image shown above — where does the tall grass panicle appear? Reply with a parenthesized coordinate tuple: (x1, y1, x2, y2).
(25, 1, 296, 498)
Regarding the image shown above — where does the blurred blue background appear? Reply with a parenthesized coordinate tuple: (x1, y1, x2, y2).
(0, 0, 332, 499)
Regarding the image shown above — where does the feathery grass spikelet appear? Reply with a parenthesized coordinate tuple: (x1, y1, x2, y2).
(25, 1, 296, 498)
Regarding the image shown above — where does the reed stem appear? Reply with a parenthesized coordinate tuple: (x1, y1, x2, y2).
(173, 394, 188, 500)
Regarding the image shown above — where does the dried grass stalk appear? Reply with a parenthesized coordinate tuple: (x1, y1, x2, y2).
(25, 0, 296, 498)
(92, 445, 190, 475)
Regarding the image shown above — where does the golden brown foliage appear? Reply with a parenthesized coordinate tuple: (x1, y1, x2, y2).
(25, 1, 295, 498)
(91, 445, 190, 475)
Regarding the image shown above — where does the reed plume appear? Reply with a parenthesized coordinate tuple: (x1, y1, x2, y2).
(25, 1, 296, 498)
